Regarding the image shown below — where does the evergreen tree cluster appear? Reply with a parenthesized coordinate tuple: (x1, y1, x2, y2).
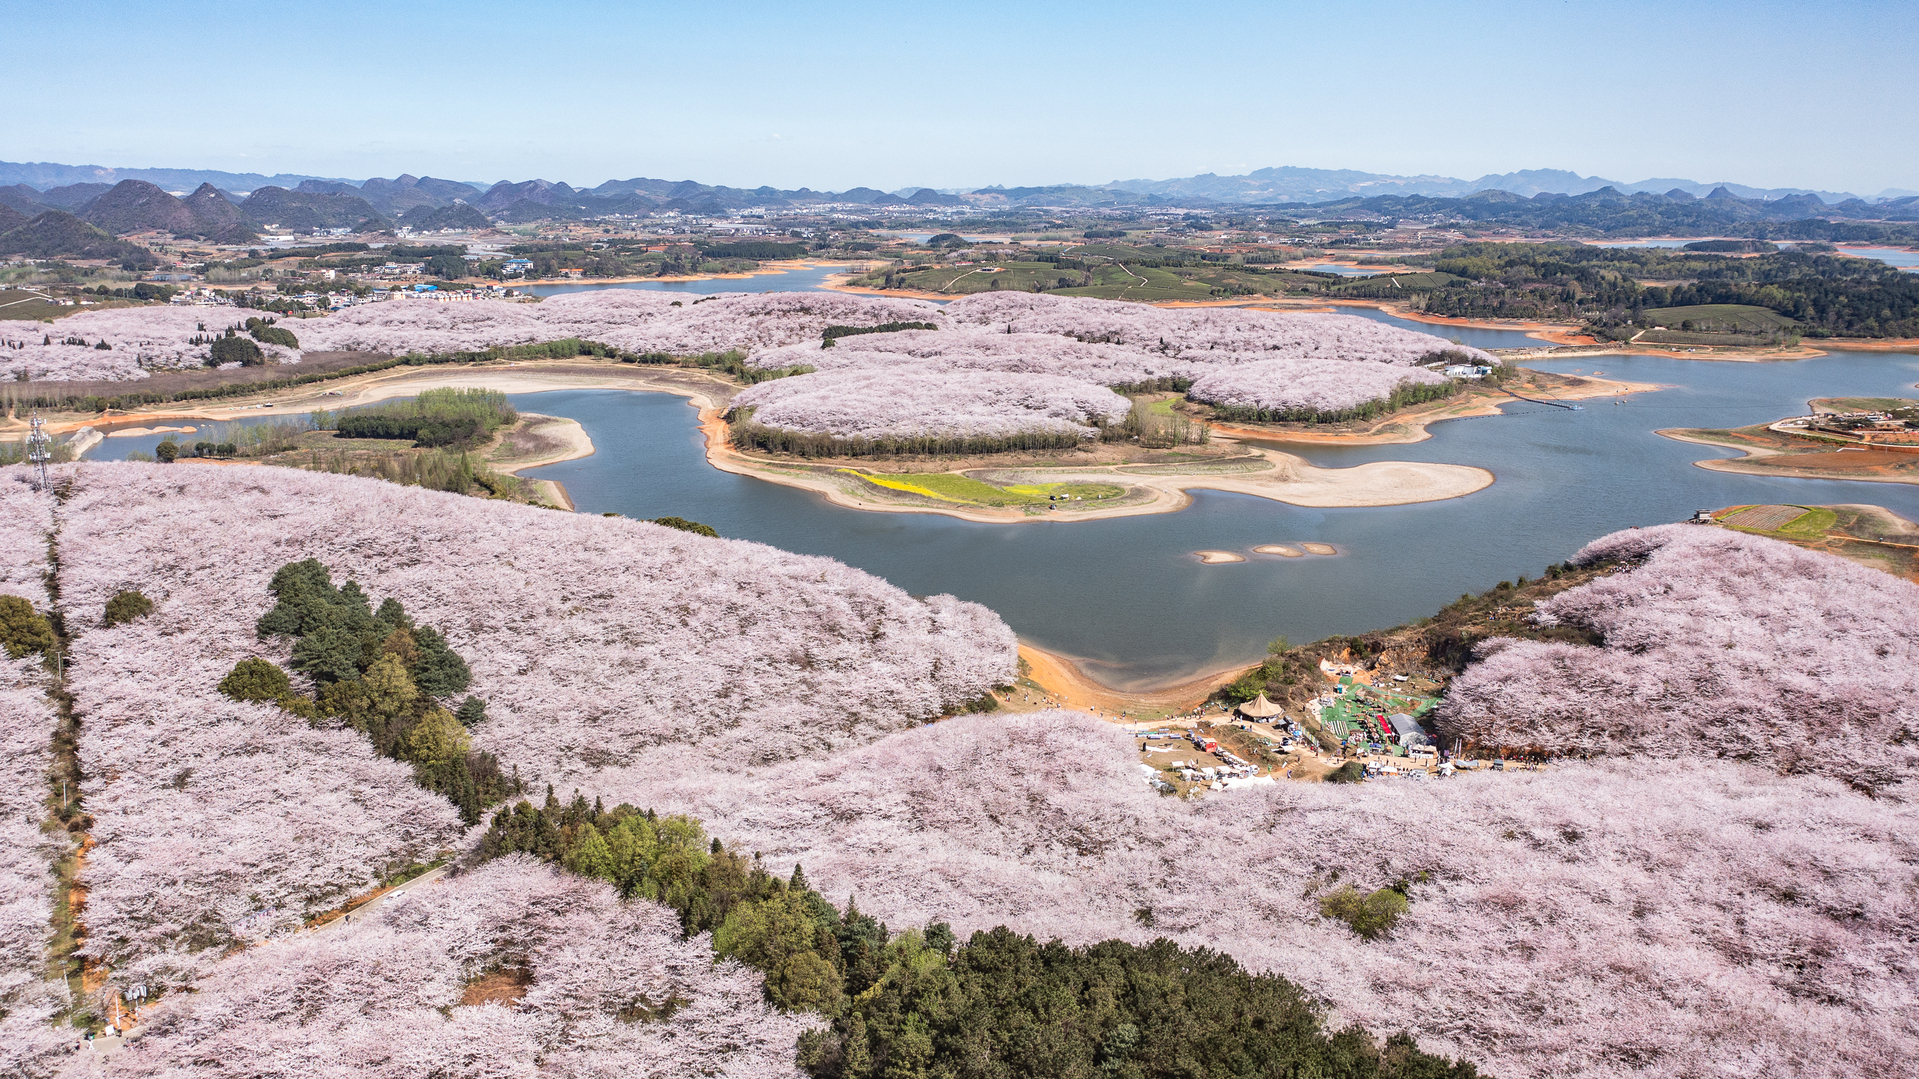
(477, 791, 890, 1015)
(477, 793, 1476, 1079)
(332, 386, 518, 448)
(229, 558, 509, 822)
(803, 930, 1480, 1079)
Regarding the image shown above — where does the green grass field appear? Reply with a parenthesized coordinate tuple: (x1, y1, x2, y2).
(1641, 304, 1798, 333)
(1721, 504, 1836, 536)
(846, 470, 1124, 507)
(0, 288, 74, 322)
(1813, 397, 1918, 413)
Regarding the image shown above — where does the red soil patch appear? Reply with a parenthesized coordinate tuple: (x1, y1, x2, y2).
(460, 967, 533, 1007)
(1773, 451, 1913, 468)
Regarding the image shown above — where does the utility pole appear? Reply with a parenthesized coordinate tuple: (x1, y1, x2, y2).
(26, 413, 52, 492)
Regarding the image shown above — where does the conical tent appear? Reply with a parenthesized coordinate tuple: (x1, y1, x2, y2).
(1238, 693, 1283, 718)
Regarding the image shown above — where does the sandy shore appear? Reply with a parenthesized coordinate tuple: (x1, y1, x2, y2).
(1209, 372, 1658, 448)
(490, 413, 595, 509)
(1660, 427, 1919, 486)
(1195, 551, 1246, 564)
(702, 429, 1495, 522)
(1002, 642, 1251, 718)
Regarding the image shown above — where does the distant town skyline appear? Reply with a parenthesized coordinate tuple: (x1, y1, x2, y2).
(15, 0, 1917, 194)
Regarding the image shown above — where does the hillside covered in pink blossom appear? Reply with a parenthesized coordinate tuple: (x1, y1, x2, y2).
(8, 292, 1486, 438)
(0, 308, 301, 381)
(39, 461, 1011, 1005)
(8, 462, 1915, 1078)
(0, 477, 67, 1074)
(1437, 524, 1919, 794)
(111, 857, 809, 1079)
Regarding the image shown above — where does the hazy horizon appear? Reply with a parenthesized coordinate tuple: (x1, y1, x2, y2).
(12, 0, 1917, 194)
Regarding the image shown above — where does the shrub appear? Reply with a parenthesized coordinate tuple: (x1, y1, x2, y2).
(216, 657, 291, 702)
(399, 707, 469, 764)
(1325, 760, 1365, 783)
(1317, 884, 1409, 939)
(650, 516, 718, 537)
(455, 695, 488, 727)
(154, 440, 179, 464)
(244, 317, 299, 349)
(102, 589, 154, 627)
(208, 335, 265, 367)
(0, 596, 54, 658)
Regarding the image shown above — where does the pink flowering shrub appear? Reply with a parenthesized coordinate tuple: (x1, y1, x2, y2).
(1436, 525, 1919, 793)
(113, 856, 811, 1079)
(732, 369, 1132, 440)
(0, 310, 299, 381)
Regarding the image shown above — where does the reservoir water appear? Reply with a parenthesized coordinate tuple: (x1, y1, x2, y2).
(523, 262, 850, 298)
(82, 272, 1919, 686)
(514, 349, 1919, 688)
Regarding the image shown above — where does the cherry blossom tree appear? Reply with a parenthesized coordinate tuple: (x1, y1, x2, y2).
(47, 462, 1013, 997)
(0, 310, 299, 381)
(616, 708, 1919, 1079)
(0, 473, 67, 1073)
(1436, 524, 1919, 793)
(732, 369, 1133, 440)
(111, 857, 812, 1079)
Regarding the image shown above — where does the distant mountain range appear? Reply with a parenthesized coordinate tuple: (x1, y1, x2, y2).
(2, 160, 1915, 261)
(5, 159, 1911, 214)
(1090, 166, 1900, 206)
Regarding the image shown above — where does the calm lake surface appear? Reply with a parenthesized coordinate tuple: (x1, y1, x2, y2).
(515, 349, 1919, 688)
(84, 274, 1919, 687)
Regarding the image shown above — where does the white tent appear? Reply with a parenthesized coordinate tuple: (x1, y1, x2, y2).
(1238, 693, 1283, 719)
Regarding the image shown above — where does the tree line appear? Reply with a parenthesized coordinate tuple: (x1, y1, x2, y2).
(475, 792, 1480, 1079)
(1351, 242, 1919, 339)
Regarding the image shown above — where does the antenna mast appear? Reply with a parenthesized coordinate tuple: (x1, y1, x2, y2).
(26, 413, 52, 491)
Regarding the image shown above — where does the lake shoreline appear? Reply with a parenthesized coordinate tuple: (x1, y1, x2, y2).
(1003, 641, 1253, 715)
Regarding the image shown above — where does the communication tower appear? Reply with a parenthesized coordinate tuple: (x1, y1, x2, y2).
(26, 413, 52, 491)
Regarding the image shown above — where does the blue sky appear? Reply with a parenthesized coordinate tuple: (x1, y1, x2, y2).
(12, 0, 1917, 192)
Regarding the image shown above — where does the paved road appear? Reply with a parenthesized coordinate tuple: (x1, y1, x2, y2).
(311, 865, 450, 934)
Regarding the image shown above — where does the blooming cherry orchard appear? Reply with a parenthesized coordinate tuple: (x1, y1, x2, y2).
(942, 292, 1492, 366)
(752, 329, 1195, 386)
(0, 473, 67, 1073)
(45, 463, 1011, 996)
(111, 856, 812, 1079)
(732, 368, 1133, 440)
(734, 295, 1487, 438)
(13, 463, 1919, 1076)
(1437, 525, 1919, 794)
(1186, 357, 1448, 416)
(0, 309, 299, 381)
(293, 290, 943, 357)
(630, 709, 1919, 1079)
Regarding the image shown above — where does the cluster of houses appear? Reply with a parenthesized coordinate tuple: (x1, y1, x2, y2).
(1774, 409, 1918, 445)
